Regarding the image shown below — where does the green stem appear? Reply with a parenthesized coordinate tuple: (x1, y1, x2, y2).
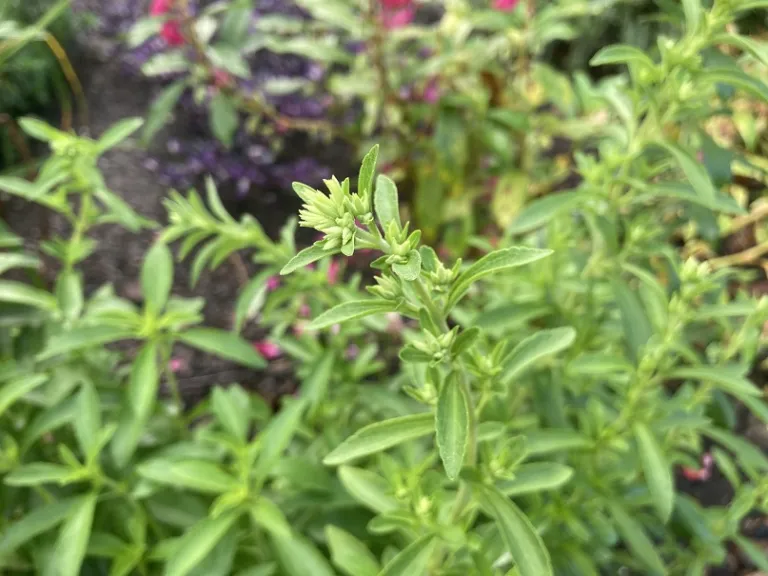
(65, 192, 92, 271)
(161, 339, 185, 430)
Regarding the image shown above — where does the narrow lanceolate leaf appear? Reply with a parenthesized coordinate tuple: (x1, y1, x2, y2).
(4, 463, 73, 487)
(447, 247, 552, 308)
(0, 253, 39, 276)
(703, 66, 768, 102)
(304, 351, 335, 413)
(234, 270, 272, 332)
(324, 413, 434, 466)
(711, 33, 768, 67)
(281, 242, 330, 275)
(654, 141, 718, 201)
(524, 430, 591, 455)
(507, 191, 586, 235)
(338, 466, 399, 514)
(96, 117, 144, 152)
(436, 374, 470, 480)
(497, 463, 574, 497)
(326, 525, 380, 576)
(179, 328, 266, 369)
(0, 497, 78, 556)
(308, 300, 396, 330)
(733, 534, 768, 572)
(590, 44, 655, 69)
(142, 80, 186, 146)
(633, 423, 674, 522)
(128, 342, 160, 420)
(138, 460, 238, 494)
(75, 382, 101, 458)
(358, 145, 379, 200)
(250, 497, 291, 539)
(667, 365, 760, 397)
(142, 241, 174, 314)
(476, 485, 552, 576)
(0, 374, 48, 418)
(53, 493, 98, 576)
(165, 511, 240, 576)
(374, 174, 401, 230)
(608, 501, 666, 575)
(253, 398, 306, 480)
(38, 326, 133, 360)
(212, 385, 250, 442)
(500, 327, 576, 385)
(378, 535, 437, 576)
(0, 280, 58, 311)
(681, 0, 701, 32)
(271, 533, 336, 576)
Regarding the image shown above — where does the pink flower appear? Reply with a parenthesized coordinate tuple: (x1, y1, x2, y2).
(681, 453, 713, 482)
(266, 276, 280, 291)
(327, 259, 341, 285)
(212, 69, 232, 88)
(493, 0, 520, 11)
(169, 357, 187, 373)
(422, 78, 440, 104)
(345, 345, 360, 360)
(380, 0, 414, 29)
(253, 340, 282, 360)
(150, 0, 185, 46)
(299, 303, 311, 318)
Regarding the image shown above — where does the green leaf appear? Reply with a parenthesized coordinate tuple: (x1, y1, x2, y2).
(0, 280, 57, 311)
(53, 493, 97, 576)
(700, 67, 768, 103)
(22, 396, 78, 450)
(500, 327, 576, 385)
(392, 250, 421, 281)
(253, 398, 306, 480)
(447, 247, 552, 308)
(212, 385, 250, 442)
(733, 534, 768, 572)
(55, 271, 83, 321)
(142, 81, 186, 146)
(338, 466, 398, 514)
(128, 341, 160, 421)
(608, 501, 666, 575)
(250, 497, 291, 539)
(682, 0, 701, 32)
(590, 44, 655, 69)
(95, 187, 151, 232)
(0, 253, 39, 276)
(138, 459, 238, 494)
(304, 351, 335, 414)
(234, 271, 272, 332)
(476, 484, 552, 576)
(667, 365, 760, 397)
(179, 328, 266, 369)
(378, 535, 436, 576)
(142, 51, 190, 76)
(96, 118, 144, 153)
(38, 326, 133, 360)
(5, 463, 72, 486)
(524, 430, 591, 455)
(654, 141, 719, 201)
(75, 382, 101, 458)
(271, 532, 336, 576)
(633, 423, 674, 522)
(281, 242, 331, 275)
(324, 413, 434, 465)
(326, 526, 379, 576)
(436, 373, 469, 481)
(704, 427, 768, 472)
(374, 174, 400, 230)
(497, 463, 574, 496)
(358, 145, 379, 200)
(0, 497, 78, 556)
(18, 117, 67, 142)
(507, 192, 587, 235)
(142, 242, 174, 314)
(712, 33, 768, 67)
(613, 278, 652, 362)
(165, 511, 240, 576)
(0, 374, 48, 419)
(308, 300, 396, 330)
(210, 93, 239, 148)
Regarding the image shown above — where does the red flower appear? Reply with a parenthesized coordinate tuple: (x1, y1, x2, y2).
(493, 0, 520, 11)
(150, 0, 185, 46)
(380, 0, 414, 29)
(681, 453, 713, 482)
(381, 0, 411, 7)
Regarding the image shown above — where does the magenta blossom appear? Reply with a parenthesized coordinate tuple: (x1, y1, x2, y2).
(381, 0, 415, 29)
(150, 0, 185, 46)
(253, 340, 282, 360)
(422, 78, 440, 104)
(493, 0, 520, 11)
(266, 276, 280, 291)
(327, 259, 341, 285)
